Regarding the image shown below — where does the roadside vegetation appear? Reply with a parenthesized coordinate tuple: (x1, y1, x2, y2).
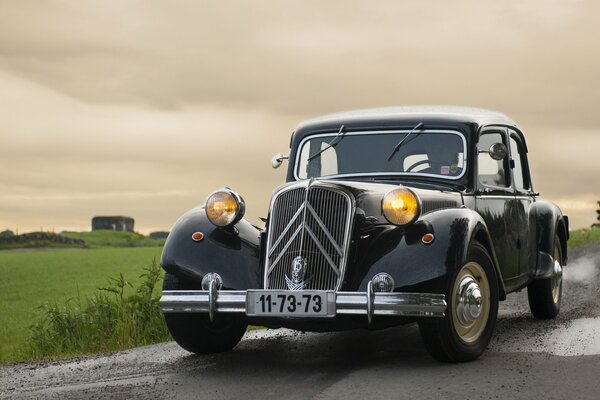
(0, 242, 163, 363)
(568, 227, 600, 250)
(26, 260, 170, 360)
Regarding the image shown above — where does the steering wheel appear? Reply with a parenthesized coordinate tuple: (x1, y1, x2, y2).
(405, 159, 431, 172)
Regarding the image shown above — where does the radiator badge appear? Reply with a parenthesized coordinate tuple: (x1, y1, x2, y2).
(285, 256, 309, 290)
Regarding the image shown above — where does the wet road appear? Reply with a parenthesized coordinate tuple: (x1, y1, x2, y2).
(2, 243, 600, 399)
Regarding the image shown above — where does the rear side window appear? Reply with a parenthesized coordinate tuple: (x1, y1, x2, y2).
(509, 135, 529, 191)
(478, 132, 508, 187)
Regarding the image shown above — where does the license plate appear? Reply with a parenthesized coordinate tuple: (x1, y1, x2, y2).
(246, 290, 335, 317)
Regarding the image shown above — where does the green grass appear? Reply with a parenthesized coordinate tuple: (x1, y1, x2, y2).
(0, 247, 163, 363)
(62, 230, 165, 248)
(26, 260, 169, 361)
(568, 227, 600, 250)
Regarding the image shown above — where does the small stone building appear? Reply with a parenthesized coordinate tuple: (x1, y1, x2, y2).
(92, 216, 135, 232)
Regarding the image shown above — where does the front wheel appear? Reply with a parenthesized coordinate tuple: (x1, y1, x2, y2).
(164, 313, 247, 355)
(419, 242, 499, 362)
(162, 272, 247, 355)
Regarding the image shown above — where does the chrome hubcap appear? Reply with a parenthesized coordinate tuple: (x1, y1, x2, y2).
(451, 262, 490, 343)
(456, 277, 483, 325)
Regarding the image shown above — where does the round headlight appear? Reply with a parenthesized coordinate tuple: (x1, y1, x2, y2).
(382, 188, 421, 225)
(205, 189, 245, 227)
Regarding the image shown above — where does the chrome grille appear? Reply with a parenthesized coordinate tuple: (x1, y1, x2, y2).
(421, 199, 460, 214)
(264, 182, 353, 291)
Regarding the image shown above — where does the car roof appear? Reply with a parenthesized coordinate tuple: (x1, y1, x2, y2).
(286, 106, 526, 183)
(297, 105, 517, 133)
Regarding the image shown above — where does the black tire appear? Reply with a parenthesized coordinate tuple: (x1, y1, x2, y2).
(527, 236, 562, 319)
(419, 242, 499, 362)
(162, 272, 247, 355)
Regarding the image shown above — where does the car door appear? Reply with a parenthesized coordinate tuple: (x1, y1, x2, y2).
(474, 128, 520, 282)
(508, 131, 536, 278)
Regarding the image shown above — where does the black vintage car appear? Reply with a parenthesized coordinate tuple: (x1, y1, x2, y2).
(160, 106, 568, 362)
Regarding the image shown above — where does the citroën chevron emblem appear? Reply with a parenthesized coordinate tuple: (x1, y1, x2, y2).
(285, 256, 309, 290)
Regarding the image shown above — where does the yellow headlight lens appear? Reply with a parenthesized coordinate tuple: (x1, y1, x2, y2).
(205, 190, 243, 227)
(382, 188, 420, 225)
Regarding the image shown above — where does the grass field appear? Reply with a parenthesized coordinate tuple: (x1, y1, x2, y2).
(0, 247, 163, 363)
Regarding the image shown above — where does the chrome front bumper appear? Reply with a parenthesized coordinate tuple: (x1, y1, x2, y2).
(160, 283, 447, 324)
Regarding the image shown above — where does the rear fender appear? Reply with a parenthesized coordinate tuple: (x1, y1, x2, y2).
(161, 206, 262, 289)
(531, 200, 569, 279)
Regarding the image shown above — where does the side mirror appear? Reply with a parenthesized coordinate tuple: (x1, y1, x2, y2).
(478, 143, 507, 161)
(488, 143, 508, 160)
(271, 153, 288, 169)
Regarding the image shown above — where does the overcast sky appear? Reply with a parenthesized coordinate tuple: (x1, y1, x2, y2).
(0, 0, 599, 233)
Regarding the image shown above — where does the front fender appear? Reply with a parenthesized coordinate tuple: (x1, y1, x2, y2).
(161, 206, 262, 289)
(353, 208, 506, 299)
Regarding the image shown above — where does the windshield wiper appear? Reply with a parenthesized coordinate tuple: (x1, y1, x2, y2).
(308, 125, 346, 161)
(386, 122, 424, 162)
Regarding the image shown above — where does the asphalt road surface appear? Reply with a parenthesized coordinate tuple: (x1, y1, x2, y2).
(3, 243, 600, 400)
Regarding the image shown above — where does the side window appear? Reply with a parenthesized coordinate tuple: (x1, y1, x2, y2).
(509, 136, 529, 191)
(478, 132, 508, 187)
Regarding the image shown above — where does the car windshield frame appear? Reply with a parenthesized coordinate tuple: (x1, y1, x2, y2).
(293, 129, 468, 181)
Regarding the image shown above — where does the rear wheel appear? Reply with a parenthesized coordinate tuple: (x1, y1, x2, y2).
(162, 273, 247, 355)
(527, 236, 563, 319)
(419, 242, 499, 362)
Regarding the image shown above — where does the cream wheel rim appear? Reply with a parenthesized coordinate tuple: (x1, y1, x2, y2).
(451, 261, 490, 343)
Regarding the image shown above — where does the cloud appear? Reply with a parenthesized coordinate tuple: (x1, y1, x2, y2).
(1, 1, 598, 116)
(0, 1, 598, 232)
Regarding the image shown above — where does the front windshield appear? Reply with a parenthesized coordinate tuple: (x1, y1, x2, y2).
(296, 130, 466, 180)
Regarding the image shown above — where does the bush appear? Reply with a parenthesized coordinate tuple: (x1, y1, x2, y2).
(0, 232, 85, 250)
(568, 227, 600, 250)
(26, 259, 170, 360)
(0, 229, 14, 239)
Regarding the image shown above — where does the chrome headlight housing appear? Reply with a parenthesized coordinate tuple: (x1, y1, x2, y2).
(205, 188, 246, 227)
(382, 187, 421, 226)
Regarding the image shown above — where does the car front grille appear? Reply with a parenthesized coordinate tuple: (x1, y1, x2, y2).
(264, 182, 354, 291)
(421, 199, 460, 214)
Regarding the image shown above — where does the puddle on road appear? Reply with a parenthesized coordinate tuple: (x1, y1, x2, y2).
(545, 317, 600, 356)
